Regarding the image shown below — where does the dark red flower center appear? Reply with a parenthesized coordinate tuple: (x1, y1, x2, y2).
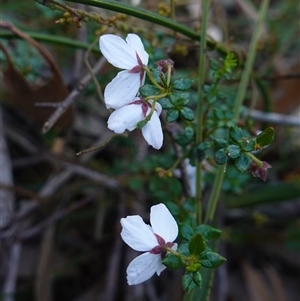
(128, 52, 145, 84)
(150, 233, 174, 259)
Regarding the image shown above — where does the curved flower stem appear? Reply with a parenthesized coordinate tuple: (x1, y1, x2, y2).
(195, 0, 210, 226)
(144, 93, 168, 102)
(166, 151, 189, 173)
(246, 152, 262, 167)
(143, 66, 165, 91)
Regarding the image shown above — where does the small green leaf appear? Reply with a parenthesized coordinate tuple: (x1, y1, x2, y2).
(180, 107, 195, 121)
(238, 138, 255, 152)
(179, 223, 194, 240)
(139, 84, 161, 97)
(159, 97, 174, 109)
(235, 153, 252, 172)
(256, 127, 275, 147)
(182, 273, 195, 293)
(166, 109, 179, 122)
(193, 271, 202, 288)
(198, 141, 212, 151)
(149, 68, 161, 83)
(200, 251, 226, 268)
(209, 59, 219, 70)
(171, 91, 190, 103)
(184, 126, 194, 140)
(229, 126, 245, 143)
(173, 97, 186, 108)
(214, 149, 227, 165)
(214, 138, 228, 149)
(203, 84, 212, 94)
(163, 254, 185, 270)
(196, 225, 222, 241)
(136, 119, 148, 129)
(188, 233, 206, 255)
(177, 242, 190, 256)
(172, 78, 193, 91)
(227, 145, 241, 158)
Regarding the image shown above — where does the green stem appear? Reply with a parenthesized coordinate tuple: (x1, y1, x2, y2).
(144, 93, 168, 102)
(233, 0, 270, 120)
(35, 0, 230, 57)
(203, 165, 225, 224)
(246, 152, 262, 167)
(203, 0, 270, 226)
(143, 66, 165, 91)
(0, 31, 100, 53)
(195, 0, 210, 226)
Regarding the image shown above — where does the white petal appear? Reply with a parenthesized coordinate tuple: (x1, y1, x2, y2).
(104, 70, 141, 109)
(150, 204, 178, 243)
(126, 252, 162, 285)
(126, 34, 149, 65)
(107, 103, 143, 134)
(99, 34, 138, 69)
(141, 108, 163, 149)
(120, 216, 158, 251)
(156, 262, 166, 276)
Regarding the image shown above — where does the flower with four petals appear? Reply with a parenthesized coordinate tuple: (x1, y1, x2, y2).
(120, 203, 178, 285)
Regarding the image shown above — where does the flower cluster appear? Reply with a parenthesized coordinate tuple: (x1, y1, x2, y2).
(99, 34, 163, 149)
(120, 203, 178, 285)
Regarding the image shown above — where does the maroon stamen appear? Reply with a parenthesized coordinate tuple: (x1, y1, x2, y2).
(149, 233, 174, 258)
(128, 52, 145, 85)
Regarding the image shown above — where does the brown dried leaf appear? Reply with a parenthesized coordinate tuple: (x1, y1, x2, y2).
(0, 21, 73, 130)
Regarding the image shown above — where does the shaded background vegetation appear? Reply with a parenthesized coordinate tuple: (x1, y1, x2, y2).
(0, 0, 299, 301)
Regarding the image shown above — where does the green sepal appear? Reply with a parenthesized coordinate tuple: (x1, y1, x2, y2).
(229, 126, 245, 143)
(200, 251, 226, 268)
(166, 109, 179, 122)
(235, 153, 252, 172)
(186, 262, 201, 272)
(188, 233, 206, 256)
(180, 107, 195, 121)
(214, 148, 227, 165)
(227, 145, 241, 158)
(136, 119, 148, 129)
(159, 97, 174, 109)
(172, 78, 193, 91)
(179, 223, 194, 240)
(139, 84, 161, 97)
(163, 253, 185, 270)
(193, 271, 202, 288)
(256, 127, 275, 147)
(214, 138, 228, 149)
(238, 138, 255, 152)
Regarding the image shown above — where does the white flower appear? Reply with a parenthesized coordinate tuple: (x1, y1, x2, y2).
(99, 33, 149, 109)
(120, 203, 178, 285)
(107, 97, 163, 149)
